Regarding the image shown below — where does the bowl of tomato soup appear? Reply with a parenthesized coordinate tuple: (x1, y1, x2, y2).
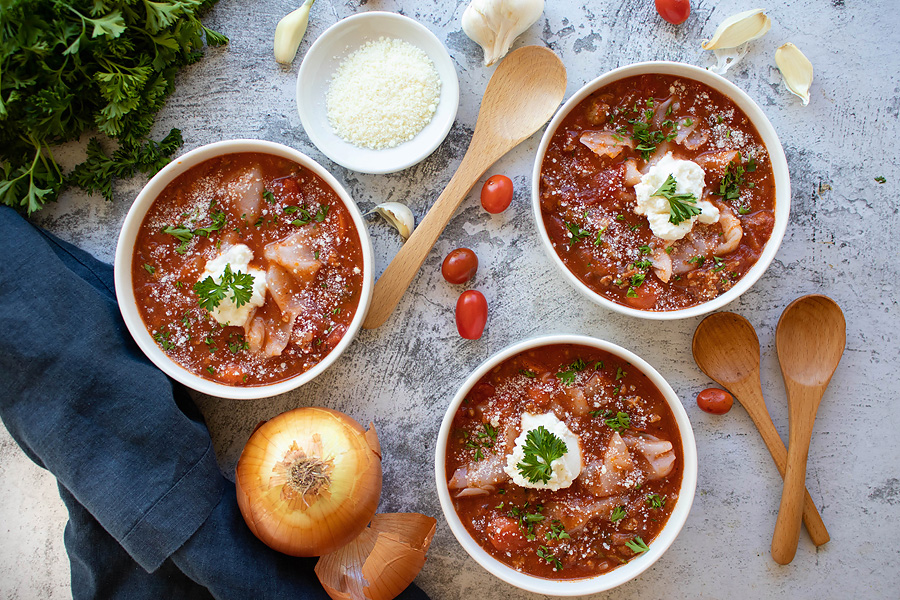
(532, 62, 790, 319)
(114, 140, 373, 399)
(435, 335, 697, 595)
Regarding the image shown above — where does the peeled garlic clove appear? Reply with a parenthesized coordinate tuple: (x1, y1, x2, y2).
(701, 8, 771, 50)
(373, 202, 415, 240)
(315, 513, 437, 600)
(708, 46, 749, 76)
(273, 0, 316, 65)
(775, 43, 814, 106)
(462, 0, 546, 67)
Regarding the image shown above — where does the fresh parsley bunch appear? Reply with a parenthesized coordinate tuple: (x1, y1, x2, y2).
(0, 0, 228, 213)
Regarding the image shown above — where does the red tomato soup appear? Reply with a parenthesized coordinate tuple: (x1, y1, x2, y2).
(539, 74, 776, 310)
(445, 344, 683, 579)
(131, 152, 364, 386)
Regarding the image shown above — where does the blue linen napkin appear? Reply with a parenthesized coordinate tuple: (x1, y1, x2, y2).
(0, 206, 430, 600)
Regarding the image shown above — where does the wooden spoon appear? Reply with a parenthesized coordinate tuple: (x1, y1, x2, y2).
(692, 312, 830, 547)
(362, 46, 567, 329)
(771, 295, 845, 564)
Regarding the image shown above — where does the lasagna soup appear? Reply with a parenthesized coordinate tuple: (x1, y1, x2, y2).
(445, 344, 683, 579)
(131, 152, 364, 386)
(539, 74, 776, 310)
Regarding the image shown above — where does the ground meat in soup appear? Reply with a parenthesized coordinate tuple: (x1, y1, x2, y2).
(131, 152, 364, 386)
(540, 74, 776, 311)
(445, 344, 683, 580)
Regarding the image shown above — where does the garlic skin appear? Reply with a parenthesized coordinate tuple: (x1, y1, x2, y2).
(462, 0, 545, 67)
(701, 9, 771, 50)
(775, 43, 814, 106)
(373, 202, 415, 240)
(273, 0, 316, 65)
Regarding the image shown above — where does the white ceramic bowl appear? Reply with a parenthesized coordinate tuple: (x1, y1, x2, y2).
(531, 61, 791, 320)
(435, 334, 698, 596)
(296, 11, 459, 174)
(114, 139, 374, 400)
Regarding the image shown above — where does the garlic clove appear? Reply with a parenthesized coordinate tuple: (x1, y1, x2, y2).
(315, 513, 437, 600)
(708, 46, 750, 76)
(701, 9, 771, 50)
(273, 0, 316, 65)
(462, 0, 546, 67)
(775, 43, 814, 106)
(373, 202, 415, 240)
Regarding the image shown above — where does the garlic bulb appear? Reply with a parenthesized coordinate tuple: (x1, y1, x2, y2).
(373, 202, 415, 240)
(462, 0, 545, 67)
(273, 0, 316, 65)
(775, 43, 814, 106)
(701, 9, 771, 50)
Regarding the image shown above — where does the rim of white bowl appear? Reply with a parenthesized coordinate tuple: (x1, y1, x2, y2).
(296, 11, 460, 174)
(531, 61, 791, 320)
(435, 334, 698, 596)
(113, 139, 374, 400)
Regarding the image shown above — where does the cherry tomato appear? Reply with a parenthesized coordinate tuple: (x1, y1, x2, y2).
(486, 516, 530, 553)
(456, 290, 488, 340)
(480, 174, 514, 214)
(655, 0, 691, 25)
(697, 388, 734, 415)
(441, 248, 478, 284)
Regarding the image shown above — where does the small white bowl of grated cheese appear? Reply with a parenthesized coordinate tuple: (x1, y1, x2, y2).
(297, 12, 460, 174)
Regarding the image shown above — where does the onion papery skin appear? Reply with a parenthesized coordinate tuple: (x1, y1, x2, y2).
(315, 513, 437, 600)
(235, 407, 383, 557)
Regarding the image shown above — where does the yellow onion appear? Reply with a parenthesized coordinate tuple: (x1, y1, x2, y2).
(315, 513, 437, 600)
(235, 407, 383, 557)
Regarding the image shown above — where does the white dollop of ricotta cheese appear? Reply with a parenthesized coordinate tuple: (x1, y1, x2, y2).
(199, 244, 267, 327)
(504, 412, 583, 491)
(633, 152, 720, 241)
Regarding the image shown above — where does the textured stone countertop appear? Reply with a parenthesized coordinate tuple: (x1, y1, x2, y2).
(2, 0, 898, 598)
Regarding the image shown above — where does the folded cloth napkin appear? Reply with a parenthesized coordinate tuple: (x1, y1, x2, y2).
(0, 206, 430, 600)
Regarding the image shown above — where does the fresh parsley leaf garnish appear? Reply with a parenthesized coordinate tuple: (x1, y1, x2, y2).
(604, 411, 631, 432)
(875, 176, 886, 184)
(626, 111, 677, 160)
(616, 367, 627, 380)
(555, 358, 586, 385)
(520, 369, 537, 378)
(610, 505, 627, 522)
(262, 189, 275, 204)
(565, 221, 591, 246)
(315, 204, 330, 222)
(545, 520, 570, 541)
(536, 546, 563, 570)
(194, 211, 226, 237)
(507, 502, 544, 540)
(465, 422, 497, 461)
(652, 174, 702, 225)
(647, 493, 666, 509)
(626, 536, 649, 554)
(516, 426, 568, 484)
(193, 264, 255, 312)
(718, 154, 757, 203)
(143, 263, 156, 274)
(153, 329, 175, 351)
(163, 225, 193, 243)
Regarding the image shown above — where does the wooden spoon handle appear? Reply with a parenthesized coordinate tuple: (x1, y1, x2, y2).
(728, 380, 829, 546)
(362, 151, 487, 329)
(771, 393, 818, 564)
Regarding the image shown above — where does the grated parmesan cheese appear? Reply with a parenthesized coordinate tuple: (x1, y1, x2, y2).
(325, 37, 441, 150)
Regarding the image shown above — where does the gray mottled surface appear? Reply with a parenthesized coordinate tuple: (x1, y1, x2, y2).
(2, 0, 899, 598)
